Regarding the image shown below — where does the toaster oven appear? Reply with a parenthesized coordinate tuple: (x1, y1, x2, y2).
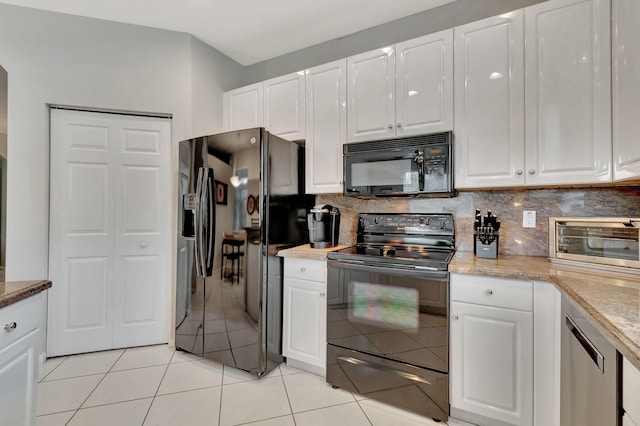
(549, 217, 640, 270)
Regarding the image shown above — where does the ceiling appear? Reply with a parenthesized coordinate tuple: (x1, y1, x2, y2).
(0, 0, 455, 66)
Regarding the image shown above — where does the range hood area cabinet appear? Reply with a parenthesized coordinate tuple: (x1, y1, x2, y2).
(224, 0, 640, 195)
(455, 0, 613, 189)
(345, 30, 454, 143)
(223, 71, 305, 142)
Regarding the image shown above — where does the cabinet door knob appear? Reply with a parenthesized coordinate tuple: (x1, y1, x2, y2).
(140, 241, 147, 248)
(486, 289, 493, 295)
(4, 322, 17, 332)
(319, 292, 325, 297)
(528, 169, 536, 175)
(452, 315, 459, 320)
(300, 267, 306, 272)
(397, 123, 402, 128)
(388, 124, 393, 129)
(516, 170, 523, 175)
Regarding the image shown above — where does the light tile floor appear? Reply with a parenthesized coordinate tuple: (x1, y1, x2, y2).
(37, 344, 449, 426)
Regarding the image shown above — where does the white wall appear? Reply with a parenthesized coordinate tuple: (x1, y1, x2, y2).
(0, 4, 245, 280)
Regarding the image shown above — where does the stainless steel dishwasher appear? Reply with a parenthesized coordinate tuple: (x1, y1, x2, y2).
(561, 295, 618, 426)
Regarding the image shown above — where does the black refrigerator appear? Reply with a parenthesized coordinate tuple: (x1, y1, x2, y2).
(175, 128, 314, 376)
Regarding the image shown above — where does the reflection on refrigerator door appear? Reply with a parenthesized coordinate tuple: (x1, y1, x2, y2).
(174, 128, 314, 377)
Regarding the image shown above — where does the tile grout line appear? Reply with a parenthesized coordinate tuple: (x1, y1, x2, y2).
(140, 348, 176, 425)
(38, 356, 68, 383)
(278, 366, 297, 425)
(354, 398, 375, 426)
(218, 364, 226, 426)
(63, 348, 128, 426)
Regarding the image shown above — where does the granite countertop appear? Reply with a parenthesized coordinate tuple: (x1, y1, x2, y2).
(277, 244, 350, 261)
(450, 251, 640, 371)
(0, 280, 52, 309)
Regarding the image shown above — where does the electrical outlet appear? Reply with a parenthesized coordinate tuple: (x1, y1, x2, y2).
(523, 211, 536, 228)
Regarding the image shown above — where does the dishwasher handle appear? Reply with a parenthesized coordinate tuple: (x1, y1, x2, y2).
(565, 314, 605, 373)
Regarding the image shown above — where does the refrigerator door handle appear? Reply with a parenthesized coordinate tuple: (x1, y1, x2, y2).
(203, 168, 215, 276)
(194, 167, 206, 277)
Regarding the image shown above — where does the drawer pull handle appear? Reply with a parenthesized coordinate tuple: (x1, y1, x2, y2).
(452, 314, 459, 320)
(300, 267, 306, 272)
(486, 289, 493, 295)
(319, 292, 325, 297)
(4, 322, 17, 332)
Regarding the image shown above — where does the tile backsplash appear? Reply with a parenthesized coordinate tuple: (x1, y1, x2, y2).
(318, 186, 640, 257)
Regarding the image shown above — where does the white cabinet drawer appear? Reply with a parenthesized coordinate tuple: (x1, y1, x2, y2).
(624, 357, 640, 423)
(450, 273, 533, 312)
(284, 258, 327, 282)
(0, 293, 45, 349)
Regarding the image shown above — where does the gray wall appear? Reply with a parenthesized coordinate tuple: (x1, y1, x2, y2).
(0, 4, 244, 280)
(242, 0, 547, 84)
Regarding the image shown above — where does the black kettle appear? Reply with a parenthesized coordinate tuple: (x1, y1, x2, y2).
(307, 204, 340, 248)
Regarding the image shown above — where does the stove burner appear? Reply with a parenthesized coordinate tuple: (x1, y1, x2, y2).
(380, 245, 396, 257)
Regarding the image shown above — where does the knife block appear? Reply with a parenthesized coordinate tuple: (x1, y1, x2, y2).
(475, 233, 499, 259)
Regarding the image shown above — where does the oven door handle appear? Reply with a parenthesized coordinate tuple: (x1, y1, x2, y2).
(328, 259, 449, 279)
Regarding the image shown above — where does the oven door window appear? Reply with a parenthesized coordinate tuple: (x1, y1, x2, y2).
(327, 262, 448, 373)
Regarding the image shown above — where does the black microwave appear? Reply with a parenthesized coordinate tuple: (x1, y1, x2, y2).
(343, 131, 455, 198)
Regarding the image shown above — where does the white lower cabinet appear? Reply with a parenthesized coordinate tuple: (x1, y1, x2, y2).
(450, 274, 536, 426)
(283, 258, 327, 375)
(0, 292, 46, 426)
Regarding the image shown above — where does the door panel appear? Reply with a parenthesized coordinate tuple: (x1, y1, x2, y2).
(524, 0, 611, 184)
(119, 256, 159, 331)
(451, 301, 533, 426)
(454, 12, 526, 188)
(396, 30, 453, 135)
(121, 166, 159, 233)
(67, 257, 108, 330)
(264, 73, 305, 141)
(305, 59, 347, 194)
(224, 83, 264, 131)
(68, 164, 109, 233)
(347, 48, 395, 142)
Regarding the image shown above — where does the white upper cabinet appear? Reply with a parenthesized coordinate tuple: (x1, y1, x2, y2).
(347, 47, 396, 142)
(264, 72, 305, 141)
(524, 0, 612, 185)
(454, 11, 526, 189)
(305, 59, 347, 194)
(347, 30, 453, 143)
(395, 31, 454, 136)
(613, 0, 640, 181)
(224, 72, 305, 141)
(223, 82, 264, 131)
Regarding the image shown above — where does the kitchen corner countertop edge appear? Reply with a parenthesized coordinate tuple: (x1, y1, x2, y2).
(0, 280, 52, 309)
(277, 244, 350, 261)
(450, 251, 640, 371)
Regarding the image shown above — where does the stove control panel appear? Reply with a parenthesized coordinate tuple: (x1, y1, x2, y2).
(358, 213, 454, 235)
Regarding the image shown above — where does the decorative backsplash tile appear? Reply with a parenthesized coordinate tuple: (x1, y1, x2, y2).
(318, 186, 640, 256)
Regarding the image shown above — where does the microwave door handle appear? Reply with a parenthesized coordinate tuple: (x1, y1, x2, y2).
(414, 149, 425, 191)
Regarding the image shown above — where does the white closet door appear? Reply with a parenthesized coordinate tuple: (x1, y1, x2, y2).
(112, 116, 171, 348)
(48, 109, 171, 356)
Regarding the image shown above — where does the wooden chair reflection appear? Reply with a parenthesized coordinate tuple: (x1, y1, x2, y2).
(221, 234, 244, 284)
